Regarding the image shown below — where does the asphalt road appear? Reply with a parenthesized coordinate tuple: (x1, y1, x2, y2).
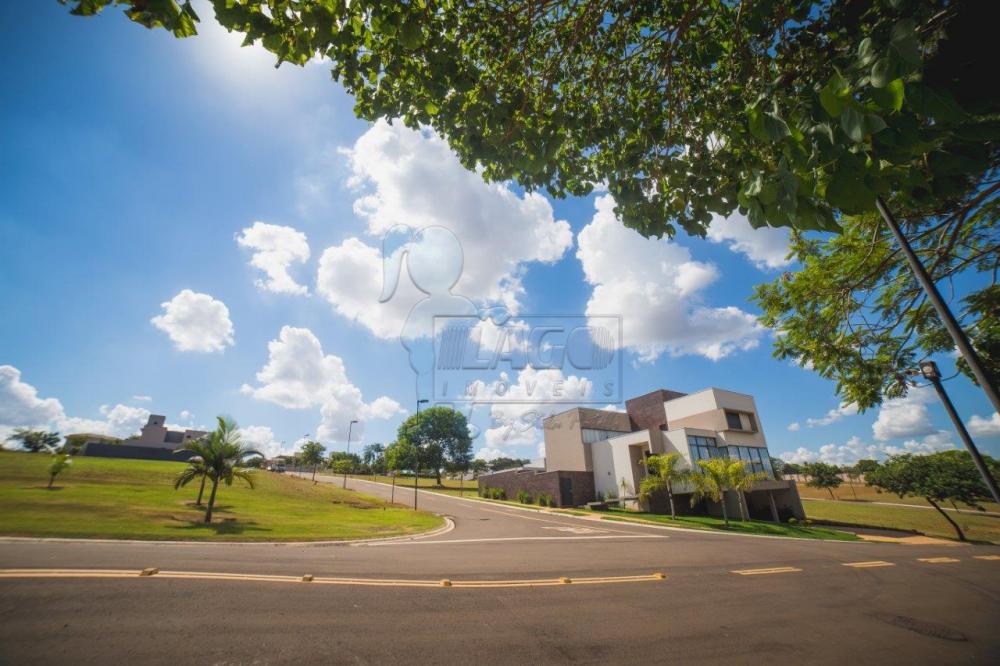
(1, 474, 998, 665)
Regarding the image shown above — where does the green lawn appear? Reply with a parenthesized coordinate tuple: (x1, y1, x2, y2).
(596, 508, 860, 541)
(802, 498, 1000, 543)
(0, 452, 442, 541)
(796, 481, 1000, 513)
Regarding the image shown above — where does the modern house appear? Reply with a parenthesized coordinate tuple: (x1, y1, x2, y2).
(479, 388, 805, 520)
(79, 415, 207, 462)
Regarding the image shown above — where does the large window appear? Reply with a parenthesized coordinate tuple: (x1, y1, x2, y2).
(721, 445, 773, 476)
(724, 410, 758, 432)
(581, 428, 624, 444)
(687, 435, 720, 466)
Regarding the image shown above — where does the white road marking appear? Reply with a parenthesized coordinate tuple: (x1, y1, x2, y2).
(540, 526, 607, 535)
(731, 566, 802, 575)
(842, 561, 895, 568)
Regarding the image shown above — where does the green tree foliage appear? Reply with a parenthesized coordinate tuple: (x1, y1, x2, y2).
(755, 206, 999, 409)
(384, 440, 417, 474)
(487, 457, 532, 472)
(47, 452, 72, 489)
(63, 433, 120, 454)
(469, 459, 489, 478)
(769, 457, 786, 480)
(396, 406, 472, 484)
(803, 462, 844, 499)
(866, 450, 994, 540)
(362, 443, 385, 475)
(856, 459, 881, 476)
(174, 416, 261, 523)
(298, 440, 326, 483)
(638, 453, 688, 519)
(689, 458, 767, 527)
(60, 1, 997, 239)
(6, 429, 61, 453)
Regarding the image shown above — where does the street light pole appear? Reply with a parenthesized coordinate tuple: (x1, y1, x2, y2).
(877, 197, 1000, 416)
(413, 399, 429, 510)
(919, 360, 1000, 505)
(344, 419, 359, 489)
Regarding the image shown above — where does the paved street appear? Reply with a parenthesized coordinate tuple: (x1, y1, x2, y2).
(1, 474, 999, 664)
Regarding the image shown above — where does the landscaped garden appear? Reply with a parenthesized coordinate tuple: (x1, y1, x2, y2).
(0, 451, 442, 541)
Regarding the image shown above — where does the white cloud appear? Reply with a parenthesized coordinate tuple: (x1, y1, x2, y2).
(706, 212, 791, 269)
(151, 289, 235, 353)
(805, 402, 858, 428)
(787, 422, 801, 432)
(0, 366, 153, 443)
(577, 196, 764, 362)
(235, 222, 310, 295)
(968, 412, 1000, 437)
(132, 395, 152, 402)
(179, 410, 193, 422)
(0, 365, 64, 427)
(468, 367, 593, 450)
(242, 326, 406, 445)
(780, 432, 954, 466)
(475, 447, 506, 462)
(315, 121, 573, 339)
(872, 387, 935, 441)
(237, 425, 291, 459)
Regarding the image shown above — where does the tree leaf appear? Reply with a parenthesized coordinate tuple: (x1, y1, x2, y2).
(870, 57, 894, 88)
(840, 106, 865, 143)
(819, 72, 850, 117)
(870, 78, 904, 112)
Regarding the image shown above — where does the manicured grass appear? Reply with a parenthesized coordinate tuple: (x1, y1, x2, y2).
(796, 481, 1000, 513)
(597, 508, 860, 540)
(348, 474, 479, 496)
(0, 452, 442, 541)
(802, 498, 1000, 543)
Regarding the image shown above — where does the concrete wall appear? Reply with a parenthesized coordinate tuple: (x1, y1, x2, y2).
(592, 431, 651, 499)
(81, 442, 192, 463)
(477, 469, 595, 507)
(542, 408, 630, 472)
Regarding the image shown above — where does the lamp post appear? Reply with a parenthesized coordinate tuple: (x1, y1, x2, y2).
(917, 360, 1000, 505)
(416, 399, 429, 412)
(343, 419, 359, 489)
(413, 400, 429, 510)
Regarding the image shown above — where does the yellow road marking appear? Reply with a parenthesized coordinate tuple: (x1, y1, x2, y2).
(0, 569, 665, 589)
(731, 566, 802, 576)
(973, 555, 1000, 561)
(917, 557, 960, 564)
(842, 561, 895, 568)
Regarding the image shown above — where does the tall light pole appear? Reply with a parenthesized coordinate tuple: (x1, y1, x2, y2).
(878, 198, 1000, 416)
(417, 399, 429, 412)
(918, 360, 1000, 505)
(343, 419, 359, 489)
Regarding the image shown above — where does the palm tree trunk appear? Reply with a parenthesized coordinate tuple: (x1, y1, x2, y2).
(196, 474, 206, 506)
(204, 478, 220, 524)
(927, 497, 965, 541)
(720, 493, 730, 527)
(667, 484, 676, 519)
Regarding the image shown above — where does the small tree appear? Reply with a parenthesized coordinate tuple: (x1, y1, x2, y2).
(299, 441, 326, 484)
(867, 451, 992, 541)
(396, 406, 471, 485)
(332, 459, 353, 488)
(843, 465, 861, 499)
(175, 417, 261, 524)
(804, 462, 843, 500)
(7, 429, 61, 453)
(769, 457, 786, 480)
(639, 453, 688, 519)
(47, 452, 71, 489)
(470, 459, 489, 479)
(689, 458, 766, 527)
(856, 459, 880, 478)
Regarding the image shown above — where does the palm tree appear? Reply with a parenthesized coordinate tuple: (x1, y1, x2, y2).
(639, 453, 688, 519)
(299, 441, 326, 484)
(689, 458, 766, 527)
(175, 417, 261, 523)
(174, 454, 209, 506)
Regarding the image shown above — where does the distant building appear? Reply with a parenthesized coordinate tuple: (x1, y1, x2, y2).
(79, 415, 207, 463)
(123, 415, 208, 449)
(479, 387, 805, 521)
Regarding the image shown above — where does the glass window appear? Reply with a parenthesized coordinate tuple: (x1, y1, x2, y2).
(725, 411, 743, 430)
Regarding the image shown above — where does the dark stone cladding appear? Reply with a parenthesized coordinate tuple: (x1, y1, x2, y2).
(477, 469, 595, 507)
(80, 442, 193, 463)
(625, 389, 687, 430)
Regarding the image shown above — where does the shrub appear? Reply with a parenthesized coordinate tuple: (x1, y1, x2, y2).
(803, 518, 813, 526)
(606, 488, 618, 500)
(490, 487, 506, 500)
(517, 490, 532, 504)
(538, 494, 553, 507)
(479, 486, 488, 497)
(787, 517, 798, 525)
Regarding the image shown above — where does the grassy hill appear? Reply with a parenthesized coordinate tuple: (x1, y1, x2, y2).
(0, 451, 442, 541)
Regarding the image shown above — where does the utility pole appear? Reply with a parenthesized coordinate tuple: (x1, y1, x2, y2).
(878, 197, 1000, 416)
(919, 360, 1000, 505)
(413, 399, 428, 510)
(343, 419, 358, 489)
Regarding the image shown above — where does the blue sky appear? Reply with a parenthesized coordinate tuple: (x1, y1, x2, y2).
(2, 1, 998, 462)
